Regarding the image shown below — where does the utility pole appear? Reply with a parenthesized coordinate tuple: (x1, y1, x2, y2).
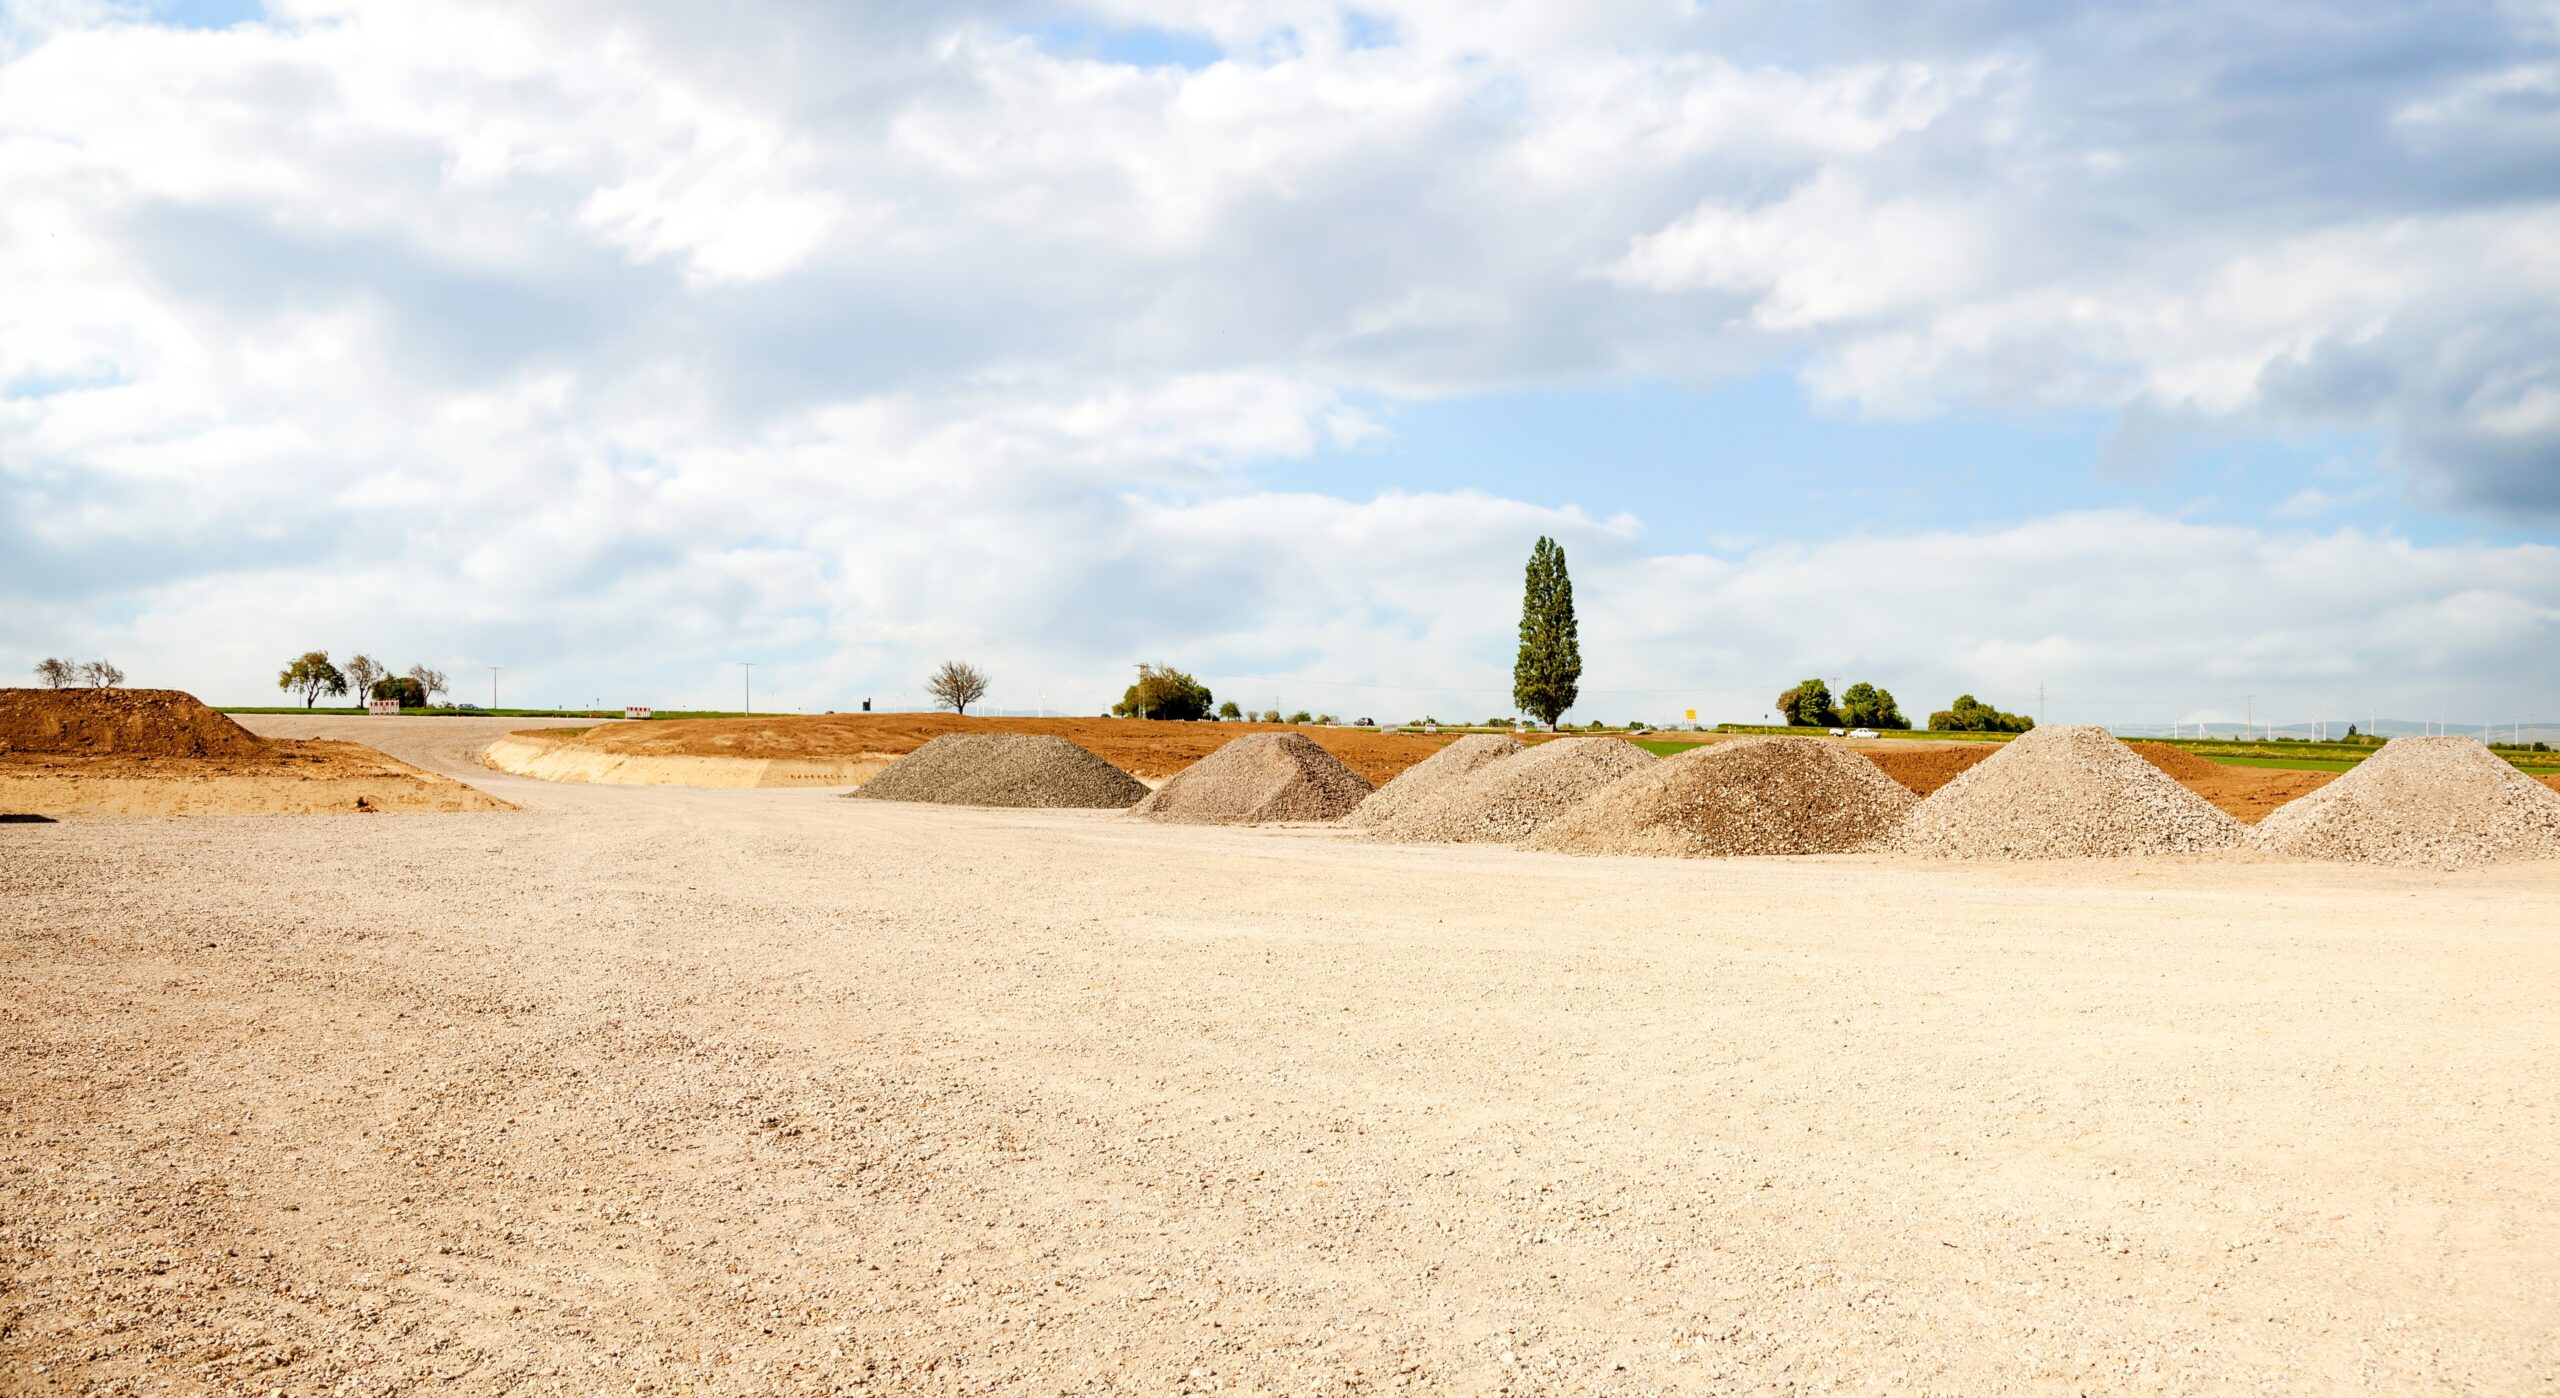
(2244, 694, 2253, 742)
(490, 665, 503, 711)
(739, 662, 755, 716)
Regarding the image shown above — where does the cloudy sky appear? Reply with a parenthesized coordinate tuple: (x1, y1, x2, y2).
(3, 0, 2556, 730)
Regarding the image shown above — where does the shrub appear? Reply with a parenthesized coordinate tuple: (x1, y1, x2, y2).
(1112, 663, 1214, 720)
(372, 676, 428, 708)
(1927, 694, 2034, 733)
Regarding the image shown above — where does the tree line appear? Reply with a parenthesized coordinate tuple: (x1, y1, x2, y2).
(31, 658, 124, 688)
(277, 651, 450, 709)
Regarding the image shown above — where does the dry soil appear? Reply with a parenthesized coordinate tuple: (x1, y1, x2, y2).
(3, 715, 2555, 1395)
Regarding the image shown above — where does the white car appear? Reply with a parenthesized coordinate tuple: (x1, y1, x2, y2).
(1849, 727, 1880, 738)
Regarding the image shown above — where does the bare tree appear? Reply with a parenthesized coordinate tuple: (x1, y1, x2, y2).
(925, 660, 990, 715)
(407, 665, 449, 707)
(77, 659, 125, 688)
(33, 657, 75, 688)
(343, 653, 384, 704)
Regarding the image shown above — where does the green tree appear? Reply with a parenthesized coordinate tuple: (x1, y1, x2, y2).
(1838, 682, 1910, 730)
(1112, 663, 1214, 720)
(277, 650, 346, 709)
(372, 676, 427, 708)
(1512, 536, 1581, 728)
(1216, 700, 1242, 720)
(1776, 678, 1839, 727)
(1926, 694, 2034, 733)
(1288, 709, 1313, 725)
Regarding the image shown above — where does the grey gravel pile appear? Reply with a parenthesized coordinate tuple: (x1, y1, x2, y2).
(1526, 736, 1917, 858)
(1897, 724, 2243, 859)
(1343, 734, 1525, 828)
(851, 734, 1148, 809)
(1367, 737, 1655, 845)
(1132, 732, 1374, 825)
(2248, 736, 2560, 869)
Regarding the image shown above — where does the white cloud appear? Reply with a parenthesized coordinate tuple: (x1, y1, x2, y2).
(2, 0, 2557, 718)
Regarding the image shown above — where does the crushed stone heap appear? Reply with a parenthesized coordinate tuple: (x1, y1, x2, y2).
(1897, 724, 2243, 859)
(0, 687, 268, 760)
(1366, 736, 1655, 845)
(1528, 736, 1917, 858)
(1342, 733, 1525, 829)
(1132, 732, 1374, 825)
(851, 733, 1148, 809)
(2248, 736, 2560, 870)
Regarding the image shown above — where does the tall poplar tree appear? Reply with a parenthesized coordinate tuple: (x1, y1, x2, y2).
(1512, 536, 1582, 727)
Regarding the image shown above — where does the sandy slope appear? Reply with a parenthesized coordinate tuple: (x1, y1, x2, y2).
(1, 714, 2553, 1394)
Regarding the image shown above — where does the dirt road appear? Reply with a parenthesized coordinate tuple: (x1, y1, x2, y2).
(3, 715, 2554, 1394)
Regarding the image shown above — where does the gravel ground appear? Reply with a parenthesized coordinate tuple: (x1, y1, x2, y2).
(4, 715, 2557, 1395)
(1341, 734, 1523, 829)
(1898, 725, 2245, 860)
(850, 734, 1148, 810)
(1132, 732, 1373, 825)
(1366, 737, 1655, 845)
(2249, 735, 2560, 869)
(1526, 736, 1918, 859)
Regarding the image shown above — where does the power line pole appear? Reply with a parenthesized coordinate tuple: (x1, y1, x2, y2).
(490, 665, 503, 711)
(2244, 694, 2254, 742)
(739, 662, 755, 716)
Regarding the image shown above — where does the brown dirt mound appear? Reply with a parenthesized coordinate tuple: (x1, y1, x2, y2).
(1860, 743, 1995, 796)
(0, 688, 267, 759)
(1898, 725, 2244, 859)
(1132, 733, 1374, 825)
(2127, 741, 2225, 780)
(0, 739, 510, 815)
(1529, 737, 1917, 859)
(1369, 737, 1655, 845)
(515, 712, 1452, 785)
(1343, 734, 1524, 829)
(2248, 736, 2560, 869)
(851, 734, 1147, 809)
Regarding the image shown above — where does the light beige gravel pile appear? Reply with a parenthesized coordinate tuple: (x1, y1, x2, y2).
(1897, 724, 2244, 859)
(849, 733, 1148, 809)
(2248, 736, 2560, 869)
(1133, 732, 1374, 824)
(1342, 733, 1525, 828)
(1367, 736, 1654, 845)
(1526, 736, 1918, 858)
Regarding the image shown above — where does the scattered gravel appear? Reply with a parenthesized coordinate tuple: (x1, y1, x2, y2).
(850, 733, 1148, 809)
(2248, 736, 2560, 869)
(1527, 736, 1918, 858)
(1367, 737, 1655, 845)
(1342, 734, 1524, 828)
(1132, 732, 1374, 824)
(1897, 724, 2244, 859)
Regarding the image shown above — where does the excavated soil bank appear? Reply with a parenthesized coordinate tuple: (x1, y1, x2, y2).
(0, 689, 508, 816)
(1133, 733, 1374, 825)
(488, 713, 1455, 788)
(2249, 736, 2560, 869)
(1860, 743, 1995, 796)
(0, 687, 267, 759)
(1343, 734, 1524, 829)
(851, 734, 1147, 809)
(1529, 737, 1917, 859)
(1898, 725, 2243, 860)
(1368, 737, 1655, 845)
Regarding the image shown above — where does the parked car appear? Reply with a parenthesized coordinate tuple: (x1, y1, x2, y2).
(1849, 727, 1880, 738)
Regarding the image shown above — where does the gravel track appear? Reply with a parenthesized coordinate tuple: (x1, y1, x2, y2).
(4, 715, 2556, 1394)
(2249, 735, 2560, 869)
(1898, 725, 2245, 859)
(1366, 736, 1655, 845)
(1131, 732, 1373, 825)
(1341, 733, 1523, 828)
(1527, 736, 1918, 858)
(850, 733, 1148, 809)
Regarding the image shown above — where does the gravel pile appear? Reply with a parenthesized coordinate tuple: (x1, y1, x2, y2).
(2248, 736, 2560, 869)
(1527, 736, 1917, 858)
(851, 733, 1148, 809)
(1897, 724, 2243, 859)
(1342, 734, 1524, 828)
(1367, 737, 1655, 845)
(1132, 732, 1374, 824)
